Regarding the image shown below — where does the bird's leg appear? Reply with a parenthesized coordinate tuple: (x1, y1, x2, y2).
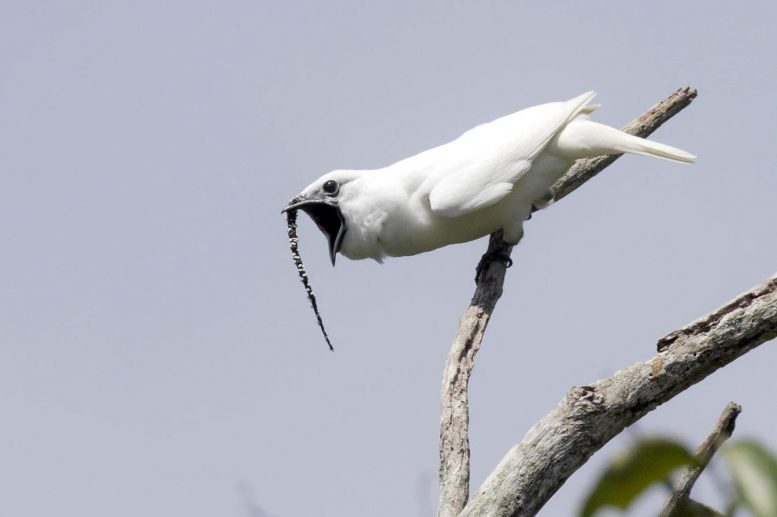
(474, 234, 514, 283)
(477, 195, 544, 282)
(475, 251, 513, 282)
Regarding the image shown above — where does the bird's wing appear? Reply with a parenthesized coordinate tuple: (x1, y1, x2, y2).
(428, 91, 597, 218)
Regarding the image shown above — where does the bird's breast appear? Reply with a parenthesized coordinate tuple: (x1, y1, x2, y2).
(351, 196, 511, 259)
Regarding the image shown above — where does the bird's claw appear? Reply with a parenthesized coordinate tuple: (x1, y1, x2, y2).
(475, 251, 513, 283)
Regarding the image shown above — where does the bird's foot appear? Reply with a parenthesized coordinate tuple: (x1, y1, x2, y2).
(475, 250, 513, 283)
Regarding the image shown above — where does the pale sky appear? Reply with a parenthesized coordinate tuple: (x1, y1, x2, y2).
(2, 2, 776, 516)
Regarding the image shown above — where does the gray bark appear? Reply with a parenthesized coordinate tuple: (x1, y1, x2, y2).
(660, 402, 742, 517)
(460, 274, 777, 517)
(437, 87, 699, 517)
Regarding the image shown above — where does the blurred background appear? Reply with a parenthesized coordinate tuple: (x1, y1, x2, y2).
(1, 1, 776, 515)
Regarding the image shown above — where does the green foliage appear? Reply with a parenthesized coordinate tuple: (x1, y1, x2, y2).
(670, 498, 728, 517)
(724, 440, 777, 517)
(667, 499, 723, 517)
(580, 437, 695, 517)
(579, 436, 777, 516)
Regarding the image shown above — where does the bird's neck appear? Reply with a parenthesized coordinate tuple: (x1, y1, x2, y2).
(338, 170, 410, 261)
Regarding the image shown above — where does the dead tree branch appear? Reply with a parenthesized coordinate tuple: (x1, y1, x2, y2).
(659, 402, 742, 517)
(460, 274, 777, 517)
(437, 86, 698, 517)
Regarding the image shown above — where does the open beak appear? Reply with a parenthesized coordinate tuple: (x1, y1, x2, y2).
(283, 196, 346, 266)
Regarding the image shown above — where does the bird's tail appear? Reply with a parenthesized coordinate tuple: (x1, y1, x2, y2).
(553, 119, 696, 164)
(611, 129, 696, 163)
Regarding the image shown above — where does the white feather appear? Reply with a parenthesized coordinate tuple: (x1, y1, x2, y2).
(427, 91, 597, 217)
(293, 92, 695, 262)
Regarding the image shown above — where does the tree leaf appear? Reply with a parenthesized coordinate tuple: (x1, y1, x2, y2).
(669, 498, 725, 516)
(723, 439, 777, 517)
(580, 437, 695, 517)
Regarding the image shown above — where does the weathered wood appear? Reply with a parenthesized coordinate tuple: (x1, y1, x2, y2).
(438, 232, 511, 517)
(460, 274, 777, 517)
(437, 87, 698, 517)
(660, 402, 742, 517)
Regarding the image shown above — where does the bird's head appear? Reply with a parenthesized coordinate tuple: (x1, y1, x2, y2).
(283, 169, 364, 265)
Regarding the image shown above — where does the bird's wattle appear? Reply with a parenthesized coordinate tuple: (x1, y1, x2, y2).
(285, 198, 347, 266)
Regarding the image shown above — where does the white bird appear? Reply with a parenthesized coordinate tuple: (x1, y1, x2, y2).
(284, 91, 694, 265)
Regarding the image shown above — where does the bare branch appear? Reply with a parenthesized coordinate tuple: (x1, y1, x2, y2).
(437, 232, 511, 517)
(436, 87, 698, 517)
(658, 405, 742, 516)
(460, 274, 777, 517)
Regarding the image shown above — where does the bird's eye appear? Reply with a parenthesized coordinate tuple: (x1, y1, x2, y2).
(322, 180, 339, 196)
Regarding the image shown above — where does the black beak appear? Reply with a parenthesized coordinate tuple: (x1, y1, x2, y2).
(283, 197, 346, 265)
